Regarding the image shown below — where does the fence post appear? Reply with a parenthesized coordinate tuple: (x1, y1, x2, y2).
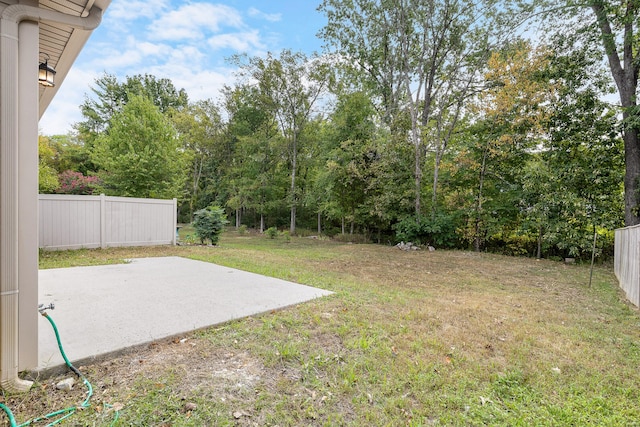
(100, 193, 106, 249)
(172, 198, 177, 246)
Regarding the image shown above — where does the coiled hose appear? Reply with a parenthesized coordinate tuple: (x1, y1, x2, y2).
(0, 310, 118, 426)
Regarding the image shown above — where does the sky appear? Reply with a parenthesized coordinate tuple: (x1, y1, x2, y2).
(39, 0, 327, 135)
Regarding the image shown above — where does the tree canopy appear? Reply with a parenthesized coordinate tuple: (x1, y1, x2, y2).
(91, 95, 188, 199)
(39, 1, 630, 260)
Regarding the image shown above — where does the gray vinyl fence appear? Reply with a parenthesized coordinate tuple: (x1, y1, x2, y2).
(614, 224, 640, 308)
(39, 194, 177, 250)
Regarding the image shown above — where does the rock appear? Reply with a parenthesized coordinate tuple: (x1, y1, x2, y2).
(184, 402, 197, 412)
(428, 246, 435, 252)
(56, 377, 75, 391)
(396, 241, 421, 251)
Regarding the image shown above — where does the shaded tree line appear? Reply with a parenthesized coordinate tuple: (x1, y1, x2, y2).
(39, 0, 632, 261)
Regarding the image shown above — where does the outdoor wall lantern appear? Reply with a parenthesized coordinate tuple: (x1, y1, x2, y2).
(38, 54, 56, 87)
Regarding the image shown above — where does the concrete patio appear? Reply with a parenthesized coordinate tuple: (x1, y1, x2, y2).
(36, 257, 333, 372)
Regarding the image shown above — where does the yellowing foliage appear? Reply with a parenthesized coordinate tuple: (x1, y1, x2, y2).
(479, 41, 556, 143)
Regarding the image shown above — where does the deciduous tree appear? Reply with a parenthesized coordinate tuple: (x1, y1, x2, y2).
(319, 0, 495, 219)
(171, 99, 225, 220)
(91, 95, 188, 199)
(232, 50, 330, 234)
(38, 135, 59, 193)
(527, 0, 640, 225)
(77, 73, 188, 140)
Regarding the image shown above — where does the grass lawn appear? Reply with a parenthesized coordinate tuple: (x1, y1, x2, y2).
(9, 230, 640, 426)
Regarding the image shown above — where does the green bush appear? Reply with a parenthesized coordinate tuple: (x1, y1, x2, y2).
(265, 227, 279, 239)
(192, 205, 229, 245)
(393, 214, 458, 248)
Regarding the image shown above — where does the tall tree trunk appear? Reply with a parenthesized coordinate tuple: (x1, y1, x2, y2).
(190, 157, 204, 221)
(317, 212, 322, 234)
(290, 132, 298, 234)
(432, 151, 442, 220)
(616, 70, 640, 225)
(414, 136, 422, 218)
(350, 206, 355, 234)
(474, 148, 488, 252)
(290, 206, 296, 234)
(621, 117, 640, 226)
(235, 208, 241, 229)
(592, 1, 640, 225)
(431, 95, 466, 220)
(537, 223, 543, 259)
(259, 193, 265, 233)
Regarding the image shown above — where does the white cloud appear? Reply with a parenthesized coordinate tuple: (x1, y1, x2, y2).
(100, 48, 143, 69)
(148, 3, 244, 41)
(248, 7, 282, 22)
(148, 60, 237, 103)
(164, 45, 207, 70)
(136, 41, 169, 57)
(207, 30, 265, 52)
(107, 0, 170, 21)
(83, 36, 174, 74)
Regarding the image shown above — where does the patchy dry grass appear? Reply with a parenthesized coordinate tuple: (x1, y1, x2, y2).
(4, 230, 639, 426)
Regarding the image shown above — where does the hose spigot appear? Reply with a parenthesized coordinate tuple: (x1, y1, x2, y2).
(38, 303, 55, 314)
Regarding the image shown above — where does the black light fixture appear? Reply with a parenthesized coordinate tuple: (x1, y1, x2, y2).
(38, 54, 56, 87)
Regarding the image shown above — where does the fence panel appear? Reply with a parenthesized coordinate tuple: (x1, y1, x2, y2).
(39, 194, 176, 250)
(614, 225, 640, 308)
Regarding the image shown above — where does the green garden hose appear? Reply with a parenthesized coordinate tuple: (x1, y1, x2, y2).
(0, 403, 17, 426)
(0, 308, 117, 427)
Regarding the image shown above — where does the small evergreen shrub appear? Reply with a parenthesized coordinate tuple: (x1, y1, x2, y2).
(265, 227, 279, 239)
(192, 205, 229, 245)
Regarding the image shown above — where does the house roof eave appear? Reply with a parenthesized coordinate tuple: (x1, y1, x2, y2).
(38, 0, 112, 118)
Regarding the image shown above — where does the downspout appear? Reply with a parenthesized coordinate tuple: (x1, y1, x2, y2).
(0, 4, 102, 393)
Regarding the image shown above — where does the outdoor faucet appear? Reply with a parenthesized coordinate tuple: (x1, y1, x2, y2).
(38, 303, 55, 314)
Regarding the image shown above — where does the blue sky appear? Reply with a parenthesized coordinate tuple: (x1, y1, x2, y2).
(39, 1, 327, 135)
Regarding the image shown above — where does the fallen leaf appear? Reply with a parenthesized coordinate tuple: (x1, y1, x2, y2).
(109, 402, 124, 412)
(233, 410, 250, 419)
